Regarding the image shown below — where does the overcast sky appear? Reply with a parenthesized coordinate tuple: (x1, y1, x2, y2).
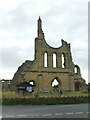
(0, 0, 88, 83)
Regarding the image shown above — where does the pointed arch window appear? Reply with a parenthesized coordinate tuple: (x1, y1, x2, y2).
(51, 79, 59, 87)
(44, 52, 48, 67)
(53, 53, 57, 68)
(62, 53, 66, 68)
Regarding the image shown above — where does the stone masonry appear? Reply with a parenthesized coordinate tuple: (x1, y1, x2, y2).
(10, 17, 87, 93)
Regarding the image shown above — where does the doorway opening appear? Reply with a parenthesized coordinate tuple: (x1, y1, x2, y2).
(51, 78, 61, 92)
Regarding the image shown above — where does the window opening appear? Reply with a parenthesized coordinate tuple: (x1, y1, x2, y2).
(62, 53, 65, 68)
(75, 67, 77, 73)
(51, 79, 59, 87)
(30, 81, 34, 85)
(51, 78, 61, 92)
(44, 52, 48, 67)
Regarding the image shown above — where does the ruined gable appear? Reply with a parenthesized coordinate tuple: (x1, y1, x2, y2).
(10, 17, 87, 93)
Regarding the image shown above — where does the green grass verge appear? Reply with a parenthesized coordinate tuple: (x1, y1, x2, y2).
(2, 91, 89, 98)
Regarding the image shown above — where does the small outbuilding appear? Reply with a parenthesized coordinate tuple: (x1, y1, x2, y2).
(16, 81, 34, 93)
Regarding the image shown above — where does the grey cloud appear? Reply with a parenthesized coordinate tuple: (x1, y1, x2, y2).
(2, 47, 22, 69)
(42, 0, 87, 40)
(0, 2, 39, 43)
(72, 50, 88, 68)
(2, 46, 34, 69)
(0, 3, 36, 32)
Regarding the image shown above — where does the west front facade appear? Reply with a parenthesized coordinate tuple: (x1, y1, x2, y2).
(10, 17, 86, 93)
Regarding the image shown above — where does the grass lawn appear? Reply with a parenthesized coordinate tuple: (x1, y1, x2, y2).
(2, 91, 89, 99)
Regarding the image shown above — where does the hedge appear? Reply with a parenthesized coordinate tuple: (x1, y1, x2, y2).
(2, 96, 89, 105)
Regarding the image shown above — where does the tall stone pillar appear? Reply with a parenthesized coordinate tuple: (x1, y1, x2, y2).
(57, 53, 62, 68)
(38, 74, 43, 92)
(69, 74, 75, 92)
(48, 53, 53, 68)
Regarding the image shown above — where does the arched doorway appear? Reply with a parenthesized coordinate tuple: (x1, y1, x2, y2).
(75, 81, 80, 91)
(51, 77, 61, 92)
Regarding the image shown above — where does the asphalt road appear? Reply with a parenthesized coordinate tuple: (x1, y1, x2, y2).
(0, 106, 1, 120)
(1, 104, 89, 118)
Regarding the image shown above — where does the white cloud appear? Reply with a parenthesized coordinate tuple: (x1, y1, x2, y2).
(0, 0, 22, 9)
(82, 70, 88, 84)
(0, 67, 16, 80)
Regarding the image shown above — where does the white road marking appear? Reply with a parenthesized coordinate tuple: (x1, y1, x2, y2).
(55, 113, 63, 115)
(86, 112, 90, 114)
(2, 111, 88, 118)
(75, 112, 84, 114)
(29, 114, 39, 116)
(5, 115, 16, 118)
(66, 112, 74, 115)
(42, 114, 52, 116)
(17, 114, 27, 117)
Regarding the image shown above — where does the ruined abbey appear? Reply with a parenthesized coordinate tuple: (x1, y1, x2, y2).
(4, 17, 87, 93)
